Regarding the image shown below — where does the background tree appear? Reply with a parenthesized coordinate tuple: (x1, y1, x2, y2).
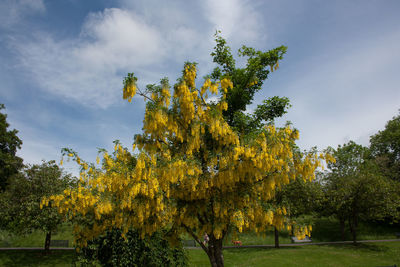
(271, 169, 324, 247)
(370, 112, 400, 182)
(0, 160, 74, 251)
(323, 141, 399, 243)
(0, 104, 23, 191)
(45, 35, 331, 267)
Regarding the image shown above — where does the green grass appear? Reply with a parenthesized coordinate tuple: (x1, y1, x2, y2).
(188, 241, 400, 267)
(0, 223, 74, 248)
(0, 242, 399, 266)
(0, 250, 77, 267)
(1, 218, 399, 266)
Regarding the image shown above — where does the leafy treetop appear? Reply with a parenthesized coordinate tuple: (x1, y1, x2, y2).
(370, 112, 400, 181)
(0, 104, 23, 191)
(210, 32, 290, 131)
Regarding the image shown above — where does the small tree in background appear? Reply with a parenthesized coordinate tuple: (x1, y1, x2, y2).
(0, 160, 74, 251)
(0, 104, 23, 191)
(270, 166, 324, 248)
(323, 141, 399, 243)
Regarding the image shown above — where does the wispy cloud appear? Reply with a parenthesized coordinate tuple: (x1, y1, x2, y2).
(203, 0, 265, 46)
(273, 28, 400, 150)
(11, 8, 169, 107)
(9, 0, 266, 108)
(0, 0, 45, 28)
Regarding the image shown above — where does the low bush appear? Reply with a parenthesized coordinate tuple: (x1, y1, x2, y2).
(78, 228, 188, 267)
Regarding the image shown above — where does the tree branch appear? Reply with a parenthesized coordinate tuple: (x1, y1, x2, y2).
(182, 224, 209, 253)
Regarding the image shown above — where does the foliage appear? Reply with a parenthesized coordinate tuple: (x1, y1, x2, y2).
(323, 141, 400, 243)
(209, 32, 290, 131)
(44, 35, 331, 267)
(0, 161, 74, 250)
(0, 104, 23, 191)
(269, 172, 324, 246)
(78, 228, 187, 267)
(370, 112, 400, 181)
(280, 177, 324, 218)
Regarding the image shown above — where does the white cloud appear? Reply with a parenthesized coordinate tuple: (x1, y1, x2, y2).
(79, 8, 165, 69)
(11, 8, 166, 107)
(9, 0, 266, 108)
(203, 0, 265, 46)
(0, 0, 45, 28)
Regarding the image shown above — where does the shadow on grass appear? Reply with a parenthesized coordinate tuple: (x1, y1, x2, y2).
(224, 246, 301, 254)
(0, 250, 76, 267)
(318, 242, 390, 252)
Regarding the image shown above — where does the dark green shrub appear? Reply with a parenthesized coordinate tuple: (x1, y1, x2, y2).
(77, 228, 187, 267)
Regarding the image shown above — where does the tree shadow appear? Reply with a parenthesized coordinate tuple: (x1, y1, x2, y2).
(318, 242, 389, 252)
(0, 250, 76, 267)
(224, 246, 300, 254)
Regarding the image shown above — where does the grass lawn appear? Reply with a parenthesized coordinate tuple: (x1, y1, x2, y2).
(188, 241, 400, 267)
(0, 241, 399, 266)
(0, 223, 74, 248)
(0, 250, 77, 267)
(1, 218, 399, 266)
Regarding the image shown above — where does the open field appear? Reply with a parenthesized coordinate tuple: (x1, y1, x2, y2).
(0, 242, 399, 267)
(0, 224, 74, 248)
(189, 242, 400, 267)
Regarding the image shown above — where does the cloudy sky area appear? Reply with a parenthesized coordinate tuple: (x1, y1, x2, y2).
(1, 0, 399, 175)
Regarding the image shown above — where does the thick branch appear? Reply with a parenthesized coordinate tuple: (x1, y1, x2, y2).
(182, 224, 209, 253)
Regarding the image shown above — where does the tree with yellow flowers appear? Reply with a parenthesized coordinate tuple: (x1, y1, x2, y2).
(43, 33, 333, 267)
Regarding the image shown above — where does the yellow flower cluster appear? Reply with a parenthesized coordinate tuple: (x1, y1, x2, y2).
(294, 225, 312, 240)
(184, 64, 196, 89)
(123, 83, 137, 103)
(248, 80, 258, 87)
(270, 61, 280, 72)
(220, 78, 233, 93)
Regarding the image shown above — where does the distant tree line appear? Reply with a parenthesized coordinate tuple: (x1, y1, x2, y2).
(275, 113, 400, 244)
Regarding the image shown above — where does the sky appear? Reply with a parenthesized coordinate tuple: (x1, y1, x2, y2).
(1, 0, 399, 176)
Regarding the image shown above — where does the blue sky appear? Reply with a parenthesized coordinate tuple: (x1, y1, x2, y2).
(1, 0, 399, 176)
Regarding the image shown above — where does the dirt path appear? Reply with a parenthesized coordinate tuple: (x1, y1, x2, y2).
(187, 239, 400, 249)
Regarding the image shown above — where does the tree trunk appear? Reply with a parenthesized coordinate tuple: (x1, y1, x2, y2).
(274, 227, 279, 248)
(348, 217, 358, 244)
(206, 236, 224, 267)
(339, 218, 345, 241)
(351, 216, 358, 244)
(351, 226, 357, 244)
(44, 231, 51, 252)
